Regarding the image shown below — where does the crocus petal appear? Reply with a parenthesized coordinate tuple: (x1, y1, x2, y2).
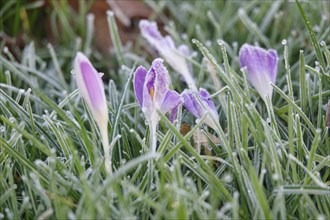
(239, 44, 278, 102)
(134, 66, 148, 107)
(152, 59, 172, 108)
(177, 44, 190, 57)
(74, 52, 108, 124)
(182, 90, 200, 118)
(198, 89, 219, 130)
(160, 90, 181, 115)
(164, 35, 176, 49)
(139, 19, 197, 91)
(139, 20, 164, 46)
(142, 68, 155, 116)
(199, 88, 217, 116)
(169, 105, 179, 123)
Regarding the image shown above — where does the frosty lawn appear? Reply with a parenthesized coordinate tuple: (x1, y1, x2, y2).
(0, 1, 329, 219)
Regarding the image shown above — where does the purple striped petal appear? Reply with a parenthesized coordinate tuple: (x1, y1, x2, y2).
(239, 44, 278, 102)
(160, 90, 181, 115)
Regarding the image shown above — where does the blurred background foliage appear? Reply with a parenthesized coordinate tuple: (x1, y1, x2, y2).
(1, 1, 329, 75)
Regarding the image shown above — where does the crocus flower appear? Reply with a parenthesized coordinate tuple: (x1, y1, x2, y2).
(134, 58, 181, 152)
(74, 52, 111, 174)
(182, 88, 219, 130)
(139, 20, 197, 91)
(239, 44, 278, 103)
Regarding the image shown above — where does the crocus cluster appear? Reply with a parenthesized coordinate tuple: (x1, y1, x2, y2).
(73, 19, 279, 163)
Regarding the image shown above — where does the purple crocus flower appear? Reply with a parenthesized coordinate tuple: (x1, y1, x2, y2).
(74, 52, 111, 173)
(182, 88, 219, 130)
(239, 44, 278, 103)
(139, 20, 197, 91)
(134, 58, 181, 152)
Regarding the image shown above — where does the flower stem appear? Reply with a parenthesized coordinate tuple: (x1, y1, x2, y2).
(265, 97, 280, 138)
(150, 125, 157, 154)
(147, 120, 157, 197)
(100, 122, 112, 175)
(149, 113, 158, 154)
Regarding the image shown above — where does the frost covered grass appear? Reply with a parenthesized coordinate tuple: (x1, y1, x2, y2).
(1, 1, 330, 219)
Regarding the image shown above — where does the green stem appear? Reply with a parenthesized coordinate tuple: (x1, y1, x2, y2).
(100, 122, 111, 175)
(265, 97, 281, 139)
(149, 113, 158, 154)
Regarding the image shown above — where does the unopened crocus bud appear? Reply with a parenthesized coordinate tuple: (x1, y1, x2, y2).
(239, 44, 278, 103)
(74, 52, 108, 126)
(74, 52, 111, 173)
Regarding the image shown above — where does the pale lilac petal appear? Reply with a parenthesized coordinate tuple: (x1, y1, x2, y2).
(134, 66, 147, 107)
(152, 59, 171, 108)
(177, 44, 190, 57)
(139, 20, 197, 91)
(164, 35, 176, 49)
(239, 44, 278, 102)
(139, 20, 164, 51)
(139, 20, 163, 41)
(160, 90, 181, 114)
